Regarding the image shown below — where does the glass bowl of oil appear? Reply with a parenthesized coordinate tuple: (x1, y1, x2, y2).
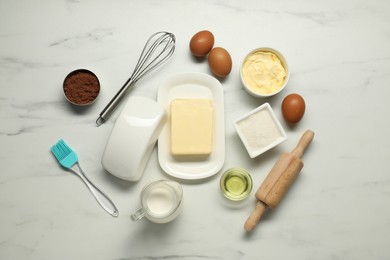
(220, 168, 253, 201)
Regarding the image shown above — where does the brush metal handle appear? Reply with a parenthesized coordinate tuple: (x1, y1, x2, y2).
(71, 163, 119, 217)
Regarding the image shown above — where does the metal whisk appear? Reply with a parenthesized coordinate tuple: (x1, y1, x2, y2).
(96, 31, 176, 126)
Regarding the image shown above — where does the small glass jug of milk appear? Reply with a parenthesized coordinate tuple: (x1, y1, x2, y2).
(131, 180, 183, 223)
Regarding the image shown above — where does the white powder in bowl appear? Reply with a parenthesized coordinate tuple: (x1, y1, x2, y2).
(237, 109, 283, 151)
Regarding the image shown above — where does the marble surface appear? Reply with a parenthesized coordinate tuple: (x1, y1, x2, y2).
(1, 0, 389, 259)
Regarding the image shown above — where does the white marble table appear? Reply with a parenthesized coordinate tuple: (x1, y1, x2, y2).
(1, 0, 389, 259)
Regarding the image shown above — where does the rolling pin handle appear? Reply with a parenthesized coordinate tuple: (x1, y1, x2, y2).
(291, 130, 315, 158)
(244, 201, 267, 232)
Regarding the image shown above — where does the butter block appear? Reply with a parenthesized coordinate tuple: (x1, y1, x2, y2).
(170, 99, 213, 155)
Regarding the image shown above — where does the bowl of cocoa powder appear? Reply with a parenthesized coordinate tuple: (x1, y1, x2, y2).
(63, 69, 100, 106)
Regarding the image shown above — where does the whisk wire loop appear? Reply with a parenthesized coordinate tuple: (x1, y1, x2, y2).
(131, 31, 175, 84)
(96, 31, 175, 126)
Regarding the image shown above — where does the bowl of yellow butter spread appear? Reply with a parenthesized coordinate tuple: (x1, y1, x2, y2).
(240, 47, 289, 98)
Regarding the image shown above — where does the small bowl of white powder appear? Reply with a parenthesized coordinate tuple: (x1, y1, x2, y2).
(233, 103, 287, 158)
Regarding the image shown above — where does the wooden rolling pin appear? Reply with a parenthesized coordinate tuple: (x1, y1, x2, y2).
(244, 130, 315, 232)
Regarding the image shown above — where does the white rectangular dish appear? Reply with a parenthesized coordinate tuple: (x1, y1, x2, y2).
(157, 72, 225, 180)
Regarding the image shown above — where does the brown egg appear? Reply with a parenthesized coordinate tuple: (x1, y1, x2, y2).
(208, 47, 232, 78)
(189, 30, 214, 57)
(281, 93, 306, 124)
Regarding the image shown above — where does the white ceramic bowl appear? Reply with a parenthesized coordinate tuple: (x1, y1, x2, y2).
(233, 103, 287, 158)
(240, 47, 289, 98)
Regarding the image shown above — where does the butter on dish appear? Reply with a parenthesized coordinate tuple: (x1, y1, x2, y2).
(170, 99, 214, 156)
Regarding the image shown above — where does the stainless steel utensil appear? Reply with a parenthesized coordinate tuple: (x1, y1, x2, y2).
(96, 31, 176, 126)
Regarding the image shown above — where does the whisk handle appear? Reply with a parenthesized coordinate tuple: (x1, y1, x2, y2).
(96, 78, 135, 126)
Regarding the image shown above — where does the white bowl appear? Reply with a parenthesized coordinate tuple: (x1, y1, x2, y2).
(240, 47, 289, 98)
(233, 103, 287, 158)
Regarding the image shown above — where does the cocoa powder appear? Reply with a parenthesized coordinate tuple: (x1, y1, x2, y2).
(63, 69, 100, 105)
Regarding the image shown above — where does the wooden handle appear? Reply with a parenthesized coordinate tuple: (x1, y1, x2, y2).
(244, 201, 267, 232)
(291, 130, 315, 159)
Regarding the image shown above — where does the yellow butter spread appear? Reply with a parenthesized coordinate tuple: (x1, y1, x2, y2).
(170, 99, 213, 155)
(242, 51, 286, 95)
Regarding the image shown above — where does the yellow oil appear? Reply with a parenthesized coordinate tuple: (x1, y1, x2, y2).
(220, 168, 252, 201)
